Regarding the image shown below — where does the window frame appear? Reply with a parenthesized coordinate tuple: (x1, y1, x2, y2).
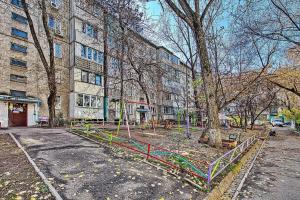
(76, 93, 84, 107)
(81, 70, 88, 83)
(88, 73, 95, 84)
(83, 94, 91, 107)
(95, 74, 102, 86)
(11, 12, 28, 24)
(11, 0, 23, 7)
(48, 16, 55, 30)
(55, 96, 61, 109)
(10, 58, 27, 67)
(54, 42, 62, 58)
(11, 43, 27, 53)
(10, 74, 27, 83)
(11, 28, 28, 39)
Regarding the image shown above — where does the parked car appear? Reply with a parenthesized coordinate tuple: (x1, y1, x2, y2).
(272, 119, 284, 127)
(284, 121, 291, 126)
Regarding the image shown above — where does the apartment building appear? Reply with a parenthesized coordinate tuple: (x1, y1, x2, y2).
(156, 47, 194, 121)
(69, 1, 104, 120)
(0, 0, 194, 128)
(0, 0, 69, 128)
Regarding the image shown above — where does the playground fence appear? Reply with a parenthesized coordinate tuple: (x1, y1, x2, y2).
(69, 122, 257, 191)
(207, 135, 257, 187)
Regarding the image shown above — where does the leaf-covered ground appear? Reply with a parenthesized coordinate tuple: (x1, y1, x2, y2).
(0, 134, 54, 200)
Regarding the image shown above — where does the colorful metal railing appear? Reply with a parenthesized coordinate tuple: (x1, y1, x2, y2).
(69, 121, 257, 191)
(206, 135, 257, 187)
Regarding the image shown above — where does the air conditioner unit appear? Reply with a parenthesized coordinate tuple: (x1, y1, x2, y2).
(51, 2, 59, 9)
(56, 29, 63, 36)
(55, 23, 63, 36)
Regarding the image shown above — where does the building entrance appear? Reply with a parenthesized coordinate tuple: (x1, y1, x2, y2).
(8, 103, 27, 127)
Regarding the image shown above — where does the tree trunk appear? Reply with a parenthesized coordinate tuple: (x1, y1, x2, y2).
(191, 70, 202, 120)
(22, 0, 56, 128)
(194, 22, 222, 147)
(47, 85, 56, 128)
(244, 108, 248, 132)
(103, 10, 109, 121)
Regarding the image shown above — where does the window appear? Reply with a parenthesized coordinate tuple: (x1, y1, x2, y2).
(56, 71, 61, 83)
(93, 50, 98, 62)
(11, 12, 27, 24)
(76, 94, 101, 108)
(54, 43, 62, 58)
(48, 16, 55, 29)
(91, 96, 97, 108)
(87, 47, 92, 60)
(10, 74, 27, 83)
(128, 104, 133, 114)
(10, 90, 26, 97)
(11, 28, 28, 39)
(48, 16, 62, 35)
(98, 52, 104, 64)
(95, 74, 102, 86)
(81, 70, 88, 83)
(97, 97, 101, 108)
(111, 58, 119, 68)
(82, 23, 97, 39)
(89, 73, 95, 84)
(10, 58, 26, 67)
(87, 24, 93, 37)
(164, 106, 173, 114)
(166, 93, 172, 100)
(55, 21, 62, 35)
(80, 44, 103, 64)
(76, 94, 83, 106)
(50, 0, 61, 8)
(81, 44, 86, 58)
(170, 55, 179, 64)
(11, 0, 23, 7)
(84, 95, 90, 107)
(175, 70, 180, 80)
(11, 43, 27, 53)
(55, 96, 61, 109)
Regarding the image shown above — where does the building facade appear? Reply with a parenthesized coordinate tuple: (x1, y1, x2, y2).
(0, 0, 69, 128)
(0, 0, 194, 128)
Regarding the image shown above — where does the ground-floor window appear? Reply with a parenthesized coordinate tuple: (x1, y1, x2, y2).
(128, 104, 133, 114)
(76, 93, 102, 108)
(55, 96, 61, 109)
(163, 106, 174, 114)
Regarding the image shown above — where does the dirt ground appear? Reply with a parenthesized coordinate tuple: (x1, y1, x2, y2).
(113, 127, 262, 165)
(0, 134, 54, 200)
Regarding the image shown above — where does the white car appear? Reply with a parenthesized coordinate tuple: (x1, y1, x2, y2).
(272, 119, 284, 127)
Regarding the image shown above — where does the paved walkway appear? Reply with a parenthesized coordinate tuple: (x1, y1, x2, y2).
(3, 128, 204, 200)
(238, 127, 300, 200)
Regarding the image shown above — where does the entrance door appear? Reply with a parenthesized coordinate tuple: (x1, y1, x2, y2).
(140, 112, 146, 124)
(8, 103, 27, 127)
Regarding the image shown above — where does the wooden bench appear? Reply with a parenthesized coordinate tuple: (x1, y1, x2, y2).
(38, 116, 49, 127)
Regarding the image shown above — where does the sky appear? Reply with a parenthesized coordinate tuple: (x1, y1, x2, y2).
(144, 1, 162, 21)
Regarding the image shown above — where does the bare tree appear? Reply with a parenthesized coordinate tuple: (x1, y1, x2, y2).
(159, 13, 201, 115)
(126, 34, 158, 119)
(234, 0, 300, 96)
(159, 0, 224, 147)
(21, 0, 56, 127)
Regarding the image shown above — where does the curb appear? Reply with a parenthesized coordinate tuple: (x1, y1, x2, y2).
(232, 139, 265, 199)
(8, 133, 63, 200)
(204, 140, 263, 200)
